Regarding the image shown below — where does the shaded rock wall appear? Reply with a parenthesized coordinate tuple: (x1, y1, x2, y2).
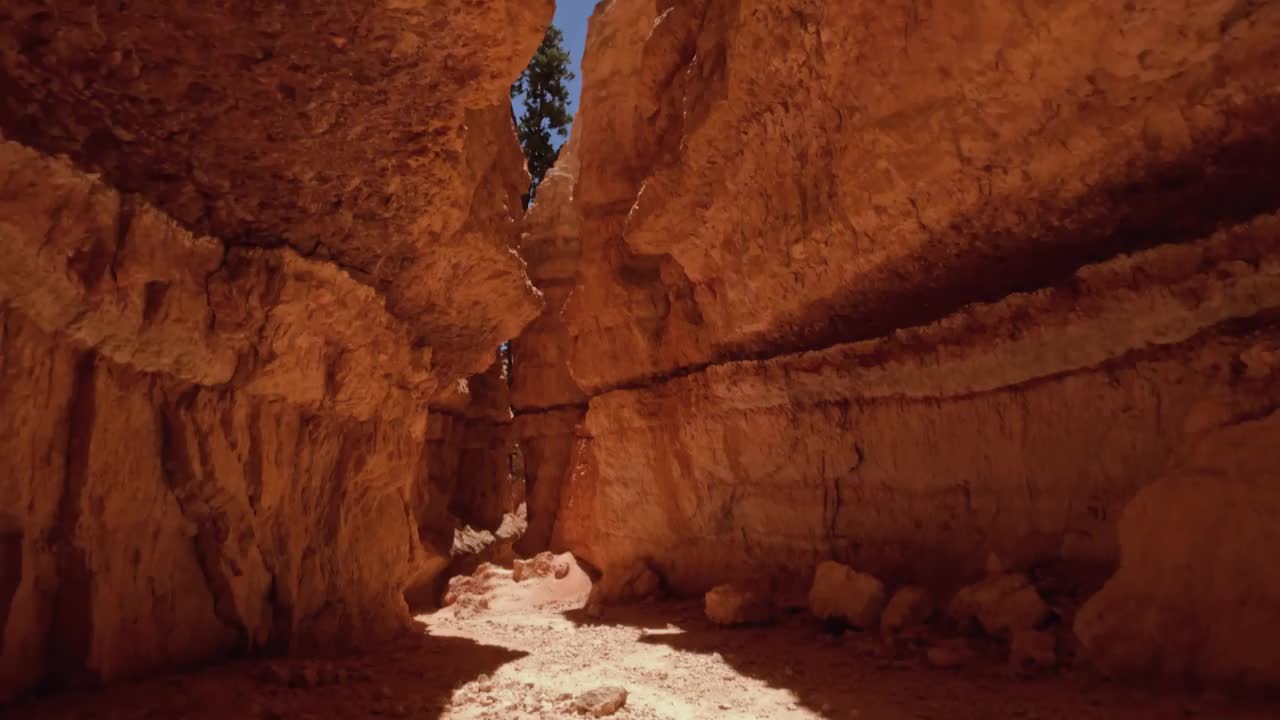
(0, 141, 435, 697)
(564, 0, 1280, 391)
(532, 0, 1280, 688)
(426, 361, 521, 536)
(510, 139, 588, 555)
(0, 0, 552, 702)
(1076, 410, 1280, 689)
(560, 217, 1280, 593)
(0, 0, 547, 383)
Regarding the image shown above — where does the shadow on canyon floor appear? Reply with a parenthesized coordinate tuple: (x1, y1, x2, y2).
(562, 599, 1278, 720)
(7, 577, 1279, 719)
(4, 628, 527, 720)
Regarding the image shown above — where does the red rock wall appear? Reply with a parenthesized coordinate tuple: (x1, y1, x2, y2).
(427, 361, 521, 535)
(509, 140, 588, 555)
(534, 0, 1280, 688)
(0, 0, 552, 701)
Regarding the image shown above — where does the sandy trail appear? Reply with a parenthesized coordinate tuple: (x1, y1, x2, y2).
(6, 557, 1275, 720)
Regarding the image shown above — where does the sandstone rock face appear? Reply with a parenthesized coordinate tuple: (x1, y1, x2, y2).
(426, 361, 520, 536)
(512, 137, 587, 412)
(0, 144, 434, 696)
(1075, 412, 1280, 689)
(513, 408, 585, 557)
(0, 0, 548, 384)
(510, 137, 588, 556)
(562, 216, 1280, 594)
(564, 0, 1280, 392)
(0, 0, 551, 702)
(536, 0, 1280, 689)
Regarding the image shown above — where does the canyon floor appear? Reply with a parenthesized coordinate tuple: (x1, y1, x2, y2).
(6, 558, 1274, 720)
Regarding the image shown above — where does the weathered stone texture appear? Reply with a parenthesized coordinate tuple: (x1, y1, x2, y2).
(538, 0, 1280, 689)
(564, 0, 1280, 392)
(0, 0, 552, 702)
(426, 360, 519, 536)
(0, 0, 549, 383)
(562, 218, 1280, 595)
(508, 137, 588, 555)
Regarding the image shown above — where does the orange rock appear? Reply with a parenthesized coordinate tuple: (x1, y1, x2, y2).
(532, 2, 1280, 694)
(0, 0, 551, 702)
(808, 562, 887, 630)
(1076, 412, 1280, 688)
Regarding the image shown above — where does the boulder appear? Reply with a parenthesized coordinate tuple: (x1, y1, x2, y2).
(947, 573, 1051, 637)
(704, 584, 775, 626)
(808, 561, 887, 629)
(880, 586, 935, 638)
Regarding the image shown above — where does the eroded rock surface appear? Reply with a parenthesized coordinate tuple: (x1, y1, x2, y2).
(0, 144, 435, 697)
(0, 0, 548, 383)
(563, 0, 1280, 391)
(510, 138, 588, 556)
(529, 0, 1280, 689)
(0, 0, 551, 702)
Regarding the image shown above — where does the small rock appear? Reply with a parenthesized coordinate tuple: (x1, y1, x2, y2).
(808, 561, 887, 629)
(705, 583, 775, 626)
(573, 686, 628, 717)
(1010, 629, 1057, 670)
(947, 573, 1051, 636)
(881, 586, 934, 638)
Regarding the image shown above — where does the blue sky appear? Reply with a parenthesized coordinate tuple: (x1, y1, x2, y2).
(511, 1, 592, 149)
(553, 0, 593, 120)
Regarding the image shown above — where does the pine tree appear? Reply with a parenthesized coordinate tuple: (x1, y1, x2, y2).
(511, 25, 575, 206)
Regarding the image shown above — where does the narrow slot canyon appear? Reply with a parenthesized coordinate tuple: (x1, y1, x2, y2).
(1, 1, 1279, 719)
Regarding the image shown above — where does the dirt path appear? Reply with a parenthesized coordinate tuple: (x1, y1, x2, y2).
(6, 557, 1276, 719)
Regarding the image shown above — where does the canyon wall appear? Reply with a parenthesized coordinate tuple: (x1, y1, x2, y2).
(530, 0, 1280, 688)
(0, 0, 551, 702)
(511, 139, 588, 556)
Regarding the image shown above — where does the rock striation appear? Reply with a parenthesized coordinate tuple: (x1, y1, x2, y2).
(4, 0, 1280, 701)
(0, 0, 552, 702)
(525, 0, 1280, 689)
